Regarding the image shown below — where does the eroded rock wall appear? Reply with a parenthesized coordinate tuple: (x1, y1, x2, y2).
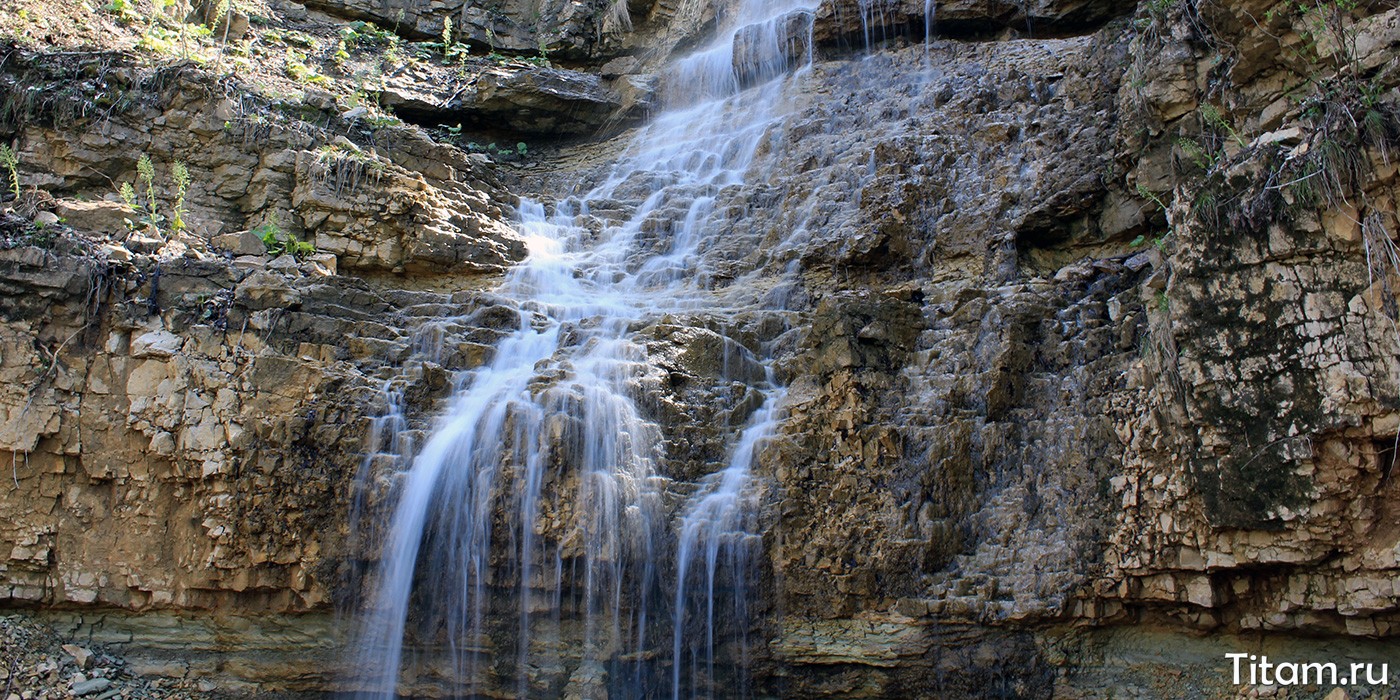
(0, 52, 523, 276)
(745, 0, 1400, 695)
(1, 0, 1399, 696)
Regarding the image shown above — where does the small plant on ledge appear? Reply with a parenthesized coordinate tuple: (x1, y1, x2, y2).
(115, 156, 196, 237)
(256, 217, 317, 259)
(170, 161, 190, 233)
(0, 145, 19, 201)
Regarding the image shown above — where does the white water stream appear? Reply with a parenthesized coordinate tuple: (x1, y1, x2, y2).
(351, 0, 821, 696)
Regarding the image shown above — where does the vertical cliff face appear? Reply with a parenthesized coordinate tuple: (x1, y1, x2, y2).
(742, 1, 1400, 694)
(1, 0, 1399, 695)
(1099, 0, 1400, 638)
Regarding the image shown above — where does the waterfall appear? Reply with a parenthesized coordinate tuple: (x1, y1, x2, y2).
(349, 0, 816, 696)
(671, 376, 785, 699)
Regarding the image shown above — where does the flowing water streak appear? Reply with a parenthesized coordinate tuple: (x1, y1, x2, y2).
(352, 0, 819, 695)
(345, 379, 410, 602)
(672, 374, 786, 699)
(924, 0, 935, 60)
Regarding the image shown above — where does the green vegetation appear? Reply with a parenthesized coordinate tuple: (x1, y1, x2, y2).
(119, 182, 138, 212)
(263, 27, 317, 48)
(453, 138, 530, 162)
(1138, 0, 1399, 249)
(405, 16, 472, 64)
(1247, 0, 1398, 233)
(284, 48, 328, 84)
(1198, 104, 1246, 149)
(337, 21, 398, 55)
(484, 26, 506, 62)
(1174, 137, 1216, 172)
(1267, 0, 1364, 71)
(255, 217, 316, 259)
(313, 143, 385, 194)
(116, 155, 197, 235)
(137, 154, 159, 225)
(170, 161, 190, 232)
(103, 0, 142, 25)
(526, 36, 552, 67)
(362, 114, 402, 128)
(0, 145, 19, 200)
(1135, 0, 1177, 31)
(1130, 183, 1172, 250)
(103, 0, 214, 59)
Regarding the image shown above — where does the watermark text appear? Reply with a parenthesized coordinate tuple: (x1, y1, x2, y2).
(1228, 653, 1391, 687)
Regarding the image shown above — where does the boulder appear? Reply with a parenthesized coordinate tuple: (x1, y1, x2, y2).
(70, 678, 112, 697)
(52, 199, 136, 236)
(130, 330, 184, 359)
(60, 644, 92, 670)
(235, 270, 301, 310)
(265, 254, 302, 274)
(212, 229, 268, 256)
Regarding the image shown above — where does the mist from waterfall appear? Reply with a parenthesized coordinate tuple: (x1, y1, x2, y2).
(348, 0, 819, 696)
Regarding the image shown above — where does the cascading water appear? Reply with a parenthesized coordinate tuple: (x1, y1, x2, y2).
(671, 376, 785, 699)
(349, 0, 819, 696)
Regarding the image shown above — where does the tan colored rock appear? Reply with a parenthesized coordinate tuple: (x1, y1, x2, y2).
(60, 644, 92, 670)
(235, 270, 300, 310)
(130, 330, 184, 359)
(52, 199, 134, 235)
(211, 229, 267, 256)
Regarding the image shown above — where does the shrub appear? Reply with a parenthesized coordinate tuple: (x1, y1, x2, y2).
(136, 154, 163, 227)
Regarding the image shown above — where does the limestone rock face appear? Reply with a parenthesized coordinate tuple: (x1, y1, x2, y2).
(301, 0, 717, 63)
(0, 52, 524, 277)
(380, 64, 655, 136)
(2, 0, 1400, 695)
(0, 248, 492, 611)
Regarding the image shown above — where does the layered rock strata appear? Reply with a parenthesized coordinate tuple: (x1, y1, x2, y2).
(0, 0, 1398, 696)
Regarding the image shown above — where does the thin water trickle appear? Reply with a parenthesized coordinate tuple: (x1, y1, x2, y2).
(672, 373, 785, 700)
(350, 0, 817, 695)
(924, 0, 936, 59)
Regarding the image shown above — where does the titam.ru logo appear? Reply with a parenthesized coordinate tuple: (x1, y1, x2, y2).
(1228, 653, 1392, 687)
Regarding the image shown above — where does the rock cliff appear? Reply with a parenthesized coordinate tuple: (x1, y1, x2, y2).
(0, 0, 1398, 696)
